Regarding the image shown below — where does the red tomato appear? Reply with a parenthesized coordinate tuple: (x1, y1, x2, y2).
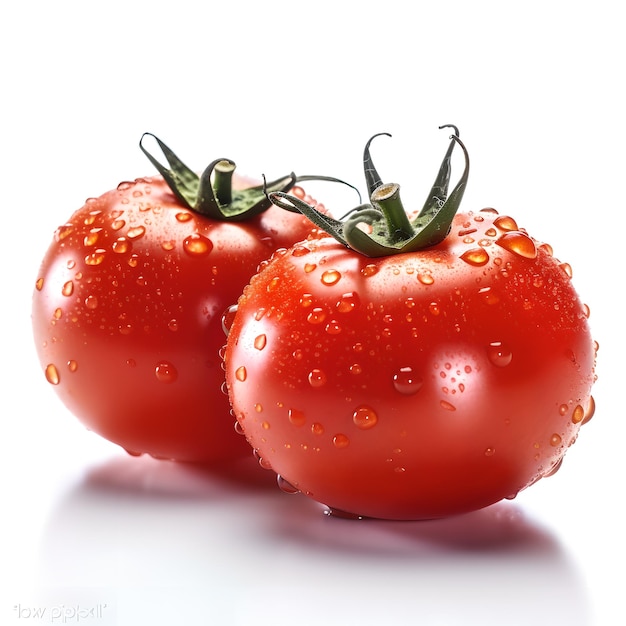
(224, 130, 597, 519)
(32, 135, 327, 464)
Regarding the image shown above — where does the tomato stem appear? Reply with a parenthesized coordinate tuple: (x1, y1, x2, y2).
(268, 126, 470, 257)
(213, 160, 236, 206)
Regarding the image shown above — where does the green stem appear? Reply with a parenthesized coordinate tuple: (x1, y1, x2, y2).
(370, 183, 413, 241)
(213, 160, 236, 206)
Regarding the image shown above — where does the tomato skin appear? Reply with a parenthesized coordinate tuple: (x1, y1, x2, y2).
(225, 209, 597, 519)
(32, 174, 321, 463)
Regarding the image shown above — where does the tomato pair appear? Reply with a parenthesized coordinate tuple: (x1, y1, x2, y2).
(223, 129, 597, 519)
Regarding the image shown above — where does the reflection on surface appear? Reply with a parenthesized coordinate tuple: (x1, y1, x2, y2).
(36, 454, 591, 626)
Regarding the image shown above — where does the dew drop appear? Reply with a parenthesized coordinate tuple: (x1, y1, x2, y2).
(440, 400, 456, 411)
(417, 271, 434, 285)
(84, 250, 106, 265)
(183, 233, 213, 256)
(36, 277, 44, 291)
(307, 308, 327, 324)
(493, 215, 519, 232)
(487, 341, 513, 367)
(45, 363, 60, 385)
(55, 224, 74, 241)
(333, 433, 350, 448)
(484, 447, 496, 457)
(84, 295, 98, 310)
(549, 433, 562, 447)
(559, 404, 569, 416)
(277, 475, 300, 494)
(582, 396, 596, 425)
(428, 302, 440, 316)
(571, 404, 585, 424)
(235, 366, 247, 382)
(111, 218, 126, 231)
(112, 237, 132, 254)
(127, 254, 139, 268)
(291, 244, 311, 257)
(161, 240, 176, 251)
(478, 286, 500, 305)
(495, 231, 537, 259)
(303, 262, 317, 273)
(325, 320, 342, 335)
(168, 319, 179, 332)
(62, 280, 74, 296)
(155, 361, 178, 383)
(393, 367, 423, 395)
(352, 406, 378, 430)
(83, 229, 101, 247)
(321, 269, 342, 285)
(311, 422, 325, 435)
(266, 276, 281, 292)
(460, 247, 490, 266)
(485, 227, 497, 237)
(221, 304, 238, 336)
(254, 334, 267, 350)
(336, 292, 360, 313)
(175, 211, 193, 222)
(559, 262, 573, 278)
(127, 225, 146, 240)
(308, 369, 327, 387)
(288, 408, 306, 427)
(67, 359, 78, 372)
(53, 307, 62, 320)
(361, 264, 379, 277)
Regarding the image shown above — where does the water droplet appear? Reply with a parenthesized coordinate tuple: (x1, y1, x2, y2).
(321, 269, 341, 286)
(175, 211, 193, 222)
(352, 406, 378, 430)
(485, 227, 497, 237)
(460, 248, 490, 266)
(559, 262, 573, 278)
(361, 264, 379, 277)
(45, 363, 60, 385)
(336, 292, 360, 313)
(35, 277, 44, 291)
(221, 305, 238, 336)
(288, 408, 306, 427)
(254, 334, 267, 350)
(484, 447, 496, 457)
(324, 507, 364, 519)
(235, 366, 247, 382)
(62, 280, 74, 296)
(266, 276, 281, 292)
(111, 218, 126, 231)
(417, 271, 434, 285)
(582, 396, 596, 425)
(55, 224, 74, 241)
(428, 302, 440, 316)
(559, 404, 569, 416)
(349, 363, 362, 375)
(571, 404, 585, 424)
(85, 250, 106, 265)
(549, 433, 562, 447)
(478, 286, 500, 305)
(155, 361, 178, 383)
(84, 295, 98, 310)
(234, 421, 245, 435)
(277, 475, 300, 494)
(161, 240, 176, 251)
(493, 215, 519, 231)
(307, 308, 327, 324)
(126, 358, 136, 367)
(67, 359, 78, 372)
(495, 231, 537, 259)
(487, 341, 513, 367)
(393, 367, 423, 395)
(83, 229, 101, 247)
(311, 422, 325, 435)
(128, 254, 139, 268)
(325, 320, 342, 335)
(332, 433, 350, 449)
(53, 307, 62, 320)
(112, 237, 132, 254)
(544, 457, 563, 477)
(127, 225, 146, 240)
(308, 369, 327, 387)
(304, 262, 317, 273)
(183, 233, 213, 256)
(440, 400, 456, 411)
(168, 319, 179, 332)
(291, 244, 311, 257)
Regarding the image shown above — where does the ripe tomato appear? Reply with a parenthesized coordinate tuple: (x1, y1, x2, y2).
(224, 129, 597, 519)
(32, 134, 331, 464)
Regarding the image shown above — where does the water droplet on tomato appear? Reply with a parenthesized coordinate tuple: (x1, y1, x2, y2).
(460, 247, 490, 266)
(417, 272, 434, 285)
(495, 231, 537, 259)
(582, 396, 596, 425)
(53, 307, 62, 320)
(183, 233, 213, 256)
(440, 400, 456, 411)
(127, 226, 146, 240)
(62, 280, 74, 296)
(277, 475, 300, 494)
(336, 292, 359, 313)
(83, 229, 101, 247)
(308, 369, 327, 387)
(111, 218, 126, 231)
(559, 262, 573, 278)
(84, 295, 98, 310)
(361, 264, 379, 277)
(155, 361, 178, 383)
(85, 250, 106, 265)
(485, 227, 497, 237)
(45, 363, 60, 385)
(307, 308, 327, 324)
(288, 408, 306, 427)
(303, 262, 317, 273)
(221, 304, 238, 336)
(35, 277, 44, 291)
(254, 334, 267, 350)
(67, 359, 78, 372)
(484, 447, 496, 457)
(234, 421, 245, 436)
(235, 366, 247, 382)
(112, 237, 131, 254)
(266, 276, 281, 292)
(332, 433, 350, 448)
(168, 319, 179, 332)
(352, 406, 378, 430)
(428, 302, 440, 316)
(478, 286, 500, 305)
(549, 433, 562, 447)
(161, 240, 176, 251)
(487, 342, 513, 367)
(493, 215, 518, 231)
(291, 244, 311, 257)
(325, 320, 342, 335)
(571, 404, 585, 424)
(321, 269, 341, 285)
(55, 224, 74, 241)
(311, 422, 325, 435)
(175, 211, 193, 222)
(393, 367, 423, 395)
(559, 404, 569, 416)
(324, 507, 363, 519)
(544, 457, 563, 477)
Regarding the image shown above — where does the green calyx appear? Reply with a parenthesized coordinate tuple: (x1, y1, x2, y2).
(268, 125, 470, 257)
(139, 133, 297, 221)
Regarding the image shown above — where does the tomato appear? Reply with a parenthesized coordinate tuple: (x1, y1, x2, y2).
(224, 128, 597, 519)
(32, 134, 333, 464)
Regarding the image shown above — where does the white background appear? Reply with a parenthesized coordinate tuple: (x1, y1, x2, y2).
(1, 1, 623, 624)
